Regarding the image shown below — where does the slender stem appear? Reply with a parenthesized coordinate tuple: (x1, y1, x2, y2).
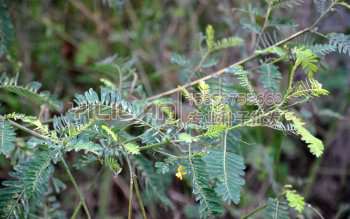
(184, 50, 211, 84)
(128, 177, 134, 219)
(240, 204, 268, 219)
(288, 62, 299, 91)
(126, 156, 134, 219)
(146, 4, 335, 101)
(70, 202, 82, 219)
(195, 51, 210, 72)
(61, 158, 91, 219)
(71, 169, 105, 219)
(139, 139, 184, 151)
(255, 2, 273, 48)
(303, 158, 322, 198)
(5, 119, 92, 219)
(139, 140, 170, 151)
(8, 120, 50, 140)
(307, 203, 325, 219)
(337, 2, 350, 10)
(133, 176, 148, 219)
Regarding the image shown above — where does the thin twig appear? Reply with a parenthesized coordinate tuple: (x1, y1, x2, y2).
(8, 120, 49, 140)
(255, 1, 273, 49)
(240, 204, 268, 219)
(146, 4, 335, 101)
(139, 139, 181, 151)
(61, 158, 91, 219)
(70, 202, 82, 219)
(133, 176, 148, 219)
(125, 155, 134, 219)
(307, 203, 325, 219)
(5, 119, 91, 219)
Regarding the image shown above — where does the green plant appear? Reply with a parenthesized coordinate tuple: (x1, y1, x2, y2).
(1, 0, 350, 218)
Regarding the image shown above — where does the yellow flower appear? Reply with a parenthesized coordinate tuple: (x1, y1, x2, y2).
(175, 165, 186, 180)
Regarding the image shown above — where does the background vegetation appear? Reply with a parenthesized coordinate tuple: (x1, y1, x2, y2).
(0, 0, 350, 218)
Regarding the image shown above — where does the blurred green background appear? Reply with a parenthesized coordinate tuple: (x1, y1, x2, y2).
(0, 0, 350, 218)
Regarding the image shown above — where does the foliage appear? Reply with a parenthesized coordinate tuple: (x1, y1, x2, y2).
(0, 120, 16, 157)
(204, 149, 245, 204)
(285, 112, 324, 157)
(265, 198, 290, 219)
(293, 47, 319, 78)
(0, 150, 54, 218)
(0, 0, 349, 218)
(206, 25, 243, 52)
(284, 186, 305, 213)
(328, 33, 350, 56)
(0, 74, 62, 111)
(258, 63, 282, 92)
(190, 155, 224, 218)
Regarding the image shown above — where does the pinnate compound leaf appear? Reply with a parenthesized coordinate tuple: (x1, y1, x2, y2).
(285, 112, 324, 157)
(204, 150, 245, 204)
(0, 119, 16, 157)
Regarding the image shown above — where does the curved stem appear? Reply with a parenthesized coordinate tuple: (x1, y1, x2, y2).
(61, 158, 91, 219)
(70, 202, 82, 219)
(125, 156, 134, 219)
(307, 203, 325, 219)
(255, 1, 273, 49)
(240, 204, 268, 219)
(133, 176, 148, 219)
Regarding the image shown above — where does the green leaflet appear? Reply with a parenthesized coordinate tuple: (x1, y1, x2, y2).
(204, 150, 245, 204)
(0, 74, 62, 111)
(206, 25, 215, 51)
(190, 156, 224, 218)
(5, 113, 54, 138)
(155, 161, 170, 174)
(256, 46, 287, 57)
(206, 25, 243, 52)
(328, 33, 350, 56)
(0, 119, 16, 157)
(289, 79, 329, 99)
(285, 188, 305, 213)
(204, 131, 245, 204)
(178, 133, 195, 143)
(65, 139, 103, 156)
(308, 43, 336, 56)
(258, 63, 282, 92)
(124, 143, 140, 155)
(294, 47, 319, 78)
(0, 150, 54, 218)
(272, 0, 304, 9)
(264, 198, 290, 219)
(103, 155, 122, 175)
(285, 112, 324, 157)
(211, 37, 243, 51)
(225, 65, 254, 94)
(204, 124, 227, 139)
(170, 52, 190, 67)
